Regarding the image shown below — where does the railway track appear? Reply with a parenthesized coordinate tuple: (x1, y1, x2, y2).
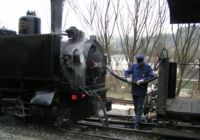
(76, 119, 157, 139)
(74, 121, 156, 140)
(102, 98, 200, 139)
(0, 113, 200, 140)
(85, 117, 156, 129)
(71, 131, 127, 140)
(75, 115, 200, 140)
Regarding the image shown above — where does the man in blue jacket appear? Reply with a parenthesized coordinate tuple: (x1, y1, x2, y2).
(125, 54, 153, 129)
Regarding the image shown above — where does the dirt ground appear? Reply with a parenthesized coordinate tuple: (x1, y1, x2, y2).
(0, 114, 157, 140)
(0, 115, 78, 140)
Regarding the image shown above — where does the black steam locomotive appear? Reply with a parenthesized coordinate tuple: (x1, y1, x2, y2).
(0, 8, 111, 127)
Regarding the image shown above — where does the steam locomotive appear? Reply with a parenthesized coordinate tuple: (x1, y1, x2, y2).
(0, 10, 111, 127)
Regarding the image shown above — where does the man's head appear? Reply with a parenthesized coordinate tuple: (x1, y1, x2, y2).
(135, 54, 144, 65)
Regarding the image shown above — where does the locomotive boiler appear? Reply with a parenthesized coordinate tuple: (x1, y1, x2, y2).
(0, 0, 111, 127)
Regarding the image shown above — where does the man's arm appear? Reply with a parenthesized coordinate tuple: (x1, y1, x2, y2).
(124, 65, 134, 78)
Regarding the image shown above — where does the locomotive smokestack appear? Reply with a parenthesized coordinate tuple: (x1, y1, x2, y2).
(50, 0, 65, 33)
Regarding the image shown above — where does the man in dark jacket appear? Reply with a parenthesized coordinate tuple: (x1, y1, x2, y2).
(125, 54, 153, 129)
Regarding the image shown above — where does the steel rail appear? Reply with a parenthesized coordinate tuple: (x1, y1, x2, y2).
(72, 132, 126, 140)
(77, 120, 157, 139)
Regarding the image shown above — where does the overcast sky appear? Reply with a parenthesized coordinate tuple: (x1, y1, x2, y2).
(0, 0, 86, 33)
(0, 0, 48, 32)
(0, 0, 172, 35)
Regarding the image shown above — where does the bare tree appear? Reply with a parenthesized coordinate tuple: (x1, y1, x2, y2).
(95, 0, 120, 63)
(171, 24, 200, 95)
(116, 0, 167, 66)
(66, 0, 120, 63)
